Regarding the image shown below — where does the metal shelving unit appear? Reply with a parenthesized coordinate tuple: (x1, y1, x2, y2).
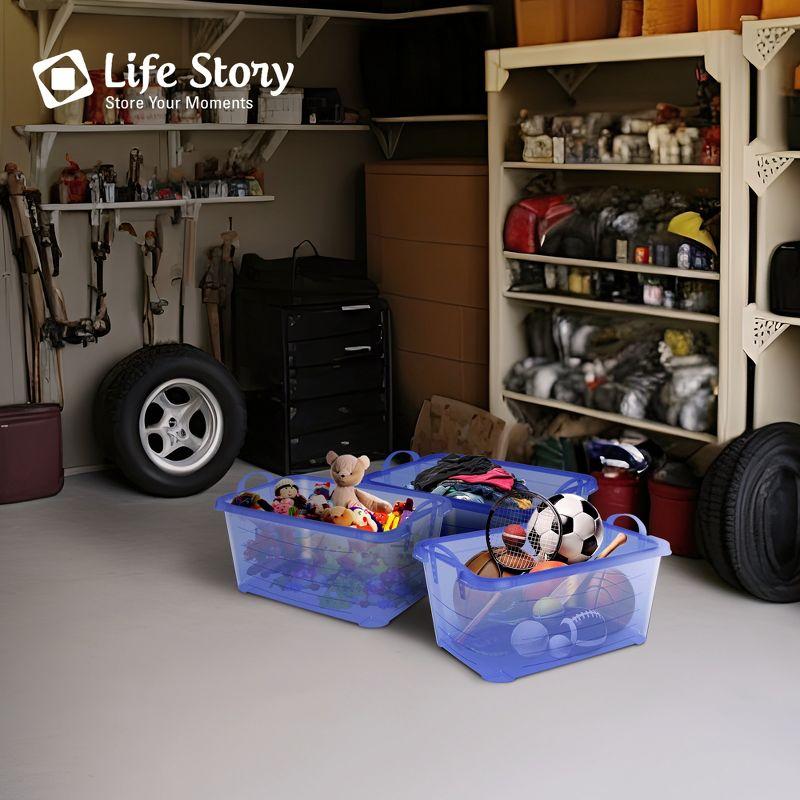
(487, 31, 751, 445)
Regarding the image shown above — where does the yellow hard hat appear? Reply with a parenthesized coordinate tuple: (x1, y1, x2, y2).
(667, 211, 718, 255)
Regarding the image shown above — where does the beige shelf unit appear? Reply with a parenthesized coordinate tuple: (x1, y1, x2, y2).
(743, 16, 800, 427)
(486, 31, 751, 445)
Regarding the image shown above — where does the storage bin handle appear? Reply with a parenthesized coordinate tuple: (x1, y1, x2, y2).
(606, 513, 648, 535)
(291, 239, 319, 290)
(382, 450, 419, 468)
(236, 470, 280, 494)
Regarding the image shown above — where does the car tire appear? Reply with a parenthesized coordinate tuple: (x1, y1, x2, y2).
(96, 344, 246, 497)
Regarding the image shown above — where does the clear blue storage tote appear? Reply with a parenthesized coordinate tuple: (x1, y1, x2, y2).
(364, 451, 598, 535)
(414, 515, 670, 682)
(216, 472, 452, 628)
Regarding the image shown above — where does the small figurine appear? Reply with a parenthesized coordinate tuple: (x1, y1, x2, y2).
(349, 505, 378, 532)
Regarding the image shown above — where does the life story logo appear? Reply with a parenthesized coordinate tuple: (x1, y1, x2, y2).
(33, 50, 295, 111)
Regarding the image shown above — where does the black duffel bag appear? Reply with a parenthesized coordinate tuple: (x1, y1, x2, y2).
(237, 240, 378, 306)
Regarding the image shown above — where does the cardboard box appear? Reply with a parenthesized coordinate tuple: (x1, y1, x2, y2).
(367, 235, 487, 310)
(383, 293, 488, 364)
(365, 160, 487, 247)
(393, 350, 488, 443)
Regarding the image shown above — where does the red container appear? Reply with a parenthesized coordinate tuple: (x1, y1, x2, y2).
(0, 404, 63, 503)
(590, 470, 645, 529)
(648, 477, 699, 557)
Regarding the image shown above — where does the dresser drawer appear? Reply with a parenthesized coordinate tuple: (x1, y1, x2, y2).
(288, 328, 385, 369)
(289, 358, 386, 401)
(286, 302, 385, 342)
(289, 417, 391, 469)
(289, 391, 388, 435)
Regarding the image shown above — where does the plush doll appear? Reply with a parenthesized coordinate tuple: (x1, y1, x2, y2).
(274, 478, 307, 510)
(349, 505, 379, 533)
(272, 497, 295, 515)
(305, 493, 330, 520)
(326, 451, 392, 514)
(231, 491, 273, 512)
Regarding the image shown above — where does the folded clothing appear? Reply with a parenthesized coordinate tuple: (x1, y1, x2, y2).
(412, 454, 497, 493)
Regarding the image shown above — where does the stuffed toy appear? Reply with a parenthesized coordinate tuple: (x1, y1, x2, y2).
(349, 505, 379, 532)
(274, 478, 307, 510)
(323, 506, 356, 527)
(231, 491, 273, 512)
(326, 451, 392, 514)
(272, 497, 295, 515)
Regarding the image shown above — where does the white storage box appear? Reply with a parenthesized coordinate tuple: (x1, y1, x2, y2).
(211, 86, 250, 124)
(258, 87, 303, 125)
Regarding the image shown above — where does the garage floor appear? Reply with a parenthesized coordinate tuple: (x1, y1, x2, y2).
(2, 461, 799, 800)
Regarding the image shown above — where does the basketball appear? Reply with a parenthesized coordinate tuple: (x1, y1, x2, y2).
(551, 568, 636, 635)
(454, 550, 514, 620)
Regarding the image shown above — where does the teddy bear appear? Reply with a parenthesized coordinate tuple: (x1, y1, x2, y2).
(326, 451, 392, 514)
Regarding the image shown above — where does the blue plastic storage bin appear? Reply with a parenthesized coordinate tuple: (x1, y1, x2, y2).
(414, 515, 670, 682)
(216, 472, 452, 627)
(364, 451, 598, 535)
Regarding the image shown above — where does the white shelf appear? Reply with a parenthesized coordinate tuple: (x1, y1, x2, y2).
(502, 161, 721, 174)
(503, 290, 720, 324)
(504, 251, 721, 281)
(503, 390, 718, 444)
(18, 0, 491, 22)
(743, 15, 800, 69)
(20, 123, 370, 134)
(40, 195, 275, 212)
(371, 114, 487, 124)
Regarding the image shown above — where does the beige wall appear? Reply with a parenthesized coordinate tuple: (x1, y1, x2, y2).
(0, 2, 383, 468)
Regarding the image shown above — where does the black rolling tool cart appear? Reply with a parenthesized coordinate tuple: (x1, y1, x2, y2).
(232, 245, 392, 473)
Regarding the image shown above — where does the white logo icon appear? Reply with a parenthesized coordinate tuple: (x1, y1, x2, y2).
(33, 50, 93, 109)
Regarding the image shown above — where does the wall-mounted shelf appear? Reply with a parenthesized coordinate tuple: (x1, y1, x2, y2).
(742, 14, 800, 69)
(40, 195, 275, 212)
(503, 290, 720, 324)
(503, 390, 718, 444)
(502, 161, 721, 174)
(370, 114, 487, 159)
(18, 0, 493, 59)
(741, 303, 799, 363)
(744, 138, 799, 195)
(504, 251, 721, 282)
(14, 122, 371, 184)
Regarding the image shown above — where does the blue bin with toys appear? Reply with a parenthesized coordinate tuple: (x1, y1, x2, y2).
(413, 515, 670, 682)
(216, 471, 452, 627)
(364, 451, 598, 536)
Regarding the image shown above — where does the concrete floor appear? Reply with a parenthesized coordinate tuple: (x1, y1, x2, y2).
(1, 461, 799, 800)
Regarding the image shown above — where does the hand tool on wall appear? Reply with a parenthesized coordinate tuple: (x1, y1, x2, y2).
(200, 218, 239, 363)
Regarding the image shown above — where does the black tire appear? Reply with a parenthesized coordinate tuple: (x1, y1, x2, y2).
(696, 429, 758, 591)
(698, 423, 800, 602)
(96, 344, 246, 497)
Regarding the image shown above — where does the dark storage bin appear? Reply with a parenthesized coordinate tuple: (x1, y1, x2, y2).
(234, 287, 392, 472)
(769, 241, 800, 317)
(0, 404, 63, 504)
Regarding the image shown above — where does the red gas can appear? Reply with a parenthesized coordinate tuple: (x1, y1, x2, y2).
(648, 477, 699, 557)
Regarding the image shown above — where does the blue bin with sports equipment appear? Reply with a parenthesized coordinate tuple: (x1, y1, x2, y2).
(216, 471, 452, 627)
(414, 514, 670, 682)
(363, 451, 598, 535)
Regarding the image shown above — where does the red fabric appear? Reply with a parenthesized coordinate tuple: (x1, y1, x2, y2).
(450, 467, 515, 491)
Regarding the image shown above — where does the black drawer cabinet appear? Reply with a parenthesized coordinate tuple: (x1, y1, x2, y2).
(233, 297, 392, 473)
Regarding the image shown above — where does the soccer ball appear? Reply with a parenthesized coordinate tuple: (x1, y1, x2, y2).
(529, 493, 604, 564)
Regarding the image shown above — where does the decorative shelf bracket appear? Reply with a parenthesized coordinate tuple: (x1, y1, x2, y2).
(744, 139, 795, 196)
(743, 21, 797, 70)
(194, 11, 247, 56)
(256, 129, 288, 164)
(35, 0, 75, 60)
(743, 303, 790, 362)
(13, 127, 58, 187)
(296, 15, 330, 58)
(546, 64, 597, 98)
(370, 121, 405, 159)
